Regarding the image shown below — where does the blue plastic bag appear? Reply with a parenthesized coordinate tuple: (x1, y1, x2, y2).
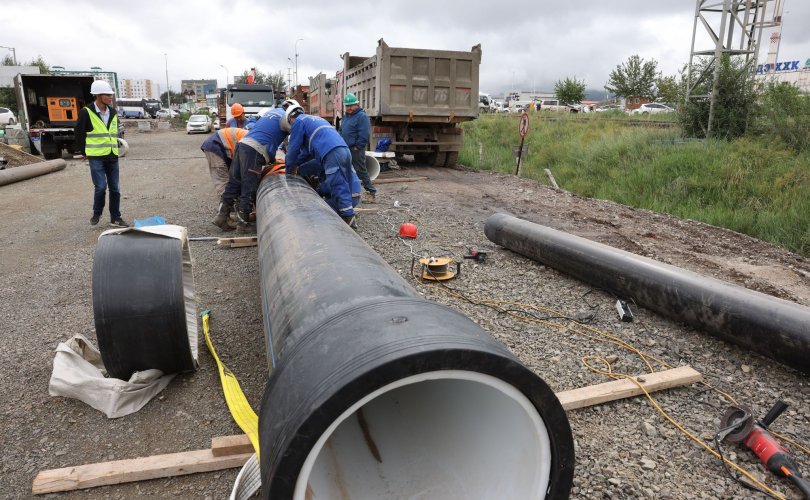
(133, 216, 167, 228)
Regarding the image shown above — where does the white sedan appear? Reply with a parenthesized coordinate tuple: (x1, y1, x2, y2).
(186, 114, 212, 134)
(631, 103, 675, 115)
(156, 108, 179, 119)
(0, 107, 16, 125)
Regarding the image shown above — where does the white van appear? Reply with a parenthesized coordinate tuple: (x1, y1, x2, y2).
(539, 99, 569, 112)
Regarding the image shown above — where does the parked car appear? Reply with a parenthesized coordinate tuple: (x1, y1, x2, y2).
(156, 108, 179, 119)
(186, 114, 212, 134)
(0, 107, 16, 125)
(538, 100, 571, 112)
(631, 103, 674, 115)
(594, 104, 624, 113)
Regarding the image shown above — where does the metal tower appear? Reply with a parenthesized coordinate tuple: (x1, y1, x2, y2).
(685, 0, 783, 135)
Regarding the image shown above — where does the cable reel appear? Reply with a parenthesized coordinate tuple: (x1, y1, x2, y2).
(411, 256, 461, 281)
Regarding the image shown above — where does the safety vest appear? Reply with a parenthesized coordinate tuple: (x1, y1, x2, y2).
(217, 127, 248, 159)
(84, 106, 119, 156)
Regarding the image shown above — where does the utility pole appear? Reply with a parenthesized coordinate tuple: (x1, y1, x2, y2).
(164, 53, 171, 109)
(0, 45, 17, 65)
(294, 38, 303, 88)
(220, 64, 229, 88)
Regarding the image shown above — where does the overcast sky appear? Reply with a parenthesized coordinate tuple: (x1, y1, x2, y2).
(2, 0, 808, 96)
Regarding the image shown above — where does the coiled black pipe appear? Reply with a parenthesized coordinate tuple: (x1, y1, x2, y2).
(93, 228, 198, 379)
(255, 175, 575, 500)
(0, 159, 66, 186)
(485, 213, 810, 374)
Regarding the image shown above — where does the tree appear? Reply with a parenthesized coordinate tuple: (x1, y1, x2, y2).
(605, 55, 658, 99)
(160, 90, 185, 107)
(554, 77, 586, 106)
(655, 74, 680, 105)
(235, 68, 287, 93)
(679, 55, 757, 139)
(265, 71, 287, 94)
(27, 55, 49, 75)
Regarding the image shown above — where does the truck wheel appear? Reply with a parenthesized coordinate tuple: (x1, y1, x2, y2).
(444, 151, 459, 168)
(43, 150, 61, 160)
(433, 152, 446, 167)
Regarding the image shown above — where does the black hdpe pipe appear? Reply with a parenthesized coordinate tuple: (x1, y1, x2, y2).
(93, 228, 198, 379)
(484, 213, 810, 374)
(0, 159, 66, 186)
(255, 175, 575, 500)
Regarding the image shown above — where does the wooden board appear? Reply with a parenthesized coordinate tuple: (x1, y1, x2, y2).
(32, 449, 253, 495)
(191, 367, 703, 464)
(373, 176, 428, 184)
(216, 236, 257, 248)
(556, 365, 702, 411)
(211, 434, 255, 457)
(33, 365, 700, 494)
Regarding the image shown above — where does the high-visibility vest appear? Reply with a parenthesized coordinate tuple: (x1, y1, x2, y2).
(84, 107, 119, 156)
(217, 127, 248, 159)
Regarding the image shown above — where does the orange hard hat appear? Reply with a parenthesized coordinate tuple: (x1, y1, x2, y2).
(399, 223, 417, 239)
(231, 103, 245, 117)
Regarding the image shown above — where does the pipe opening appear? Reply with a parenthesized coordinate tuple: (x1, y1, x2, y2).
(295, 370, 552, 499)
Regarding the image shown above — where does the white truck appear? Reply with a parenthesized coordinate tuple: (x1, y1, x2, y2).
(319, 38, 482, 167)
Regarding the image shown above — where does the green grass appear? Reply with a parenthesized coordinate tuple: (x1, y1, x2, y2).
(460, 114, 810, 256)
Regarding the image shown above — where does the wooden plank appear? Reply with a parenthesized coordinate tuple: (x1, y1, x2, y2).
(373, 176, 428, 184)
(33, 366, 700, 494)
(202, 367, 702, 459)
(32, 449, 253, 494)
(217, 236, 257, 248)
(211, 435, 255, 457)
(556, 366, 702, 411)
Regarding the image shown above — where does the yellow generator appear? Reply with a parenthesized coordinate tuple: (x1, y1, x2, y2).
(47, 97, 78, 125)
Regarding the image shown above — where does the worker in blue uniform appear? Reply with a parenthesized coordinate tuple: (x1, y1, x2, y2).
(282, 104, 357, 227)
(213, 107, 287, 232)
(339, 93, 376, 202)
(298, 159, 363, 214)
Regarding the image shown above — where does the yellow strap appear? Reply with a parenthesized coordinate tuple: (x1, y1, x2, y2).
(200, 309, 260, 458)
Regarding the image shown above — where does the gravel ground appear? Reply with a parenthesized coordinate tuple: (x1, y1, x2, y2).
(1, 129, 808, 499)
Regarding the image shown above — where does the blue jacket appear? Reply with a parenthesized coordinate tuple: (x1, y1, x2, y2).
(285, 115, 348, 168)
(200, 131, 226, 159)
(339, 107, 370, 150)
(242, 108, 287, 158)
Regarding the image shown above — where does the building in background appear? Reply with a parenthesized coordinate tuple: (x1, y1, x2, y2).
(120, 79, 161, 99)
(181, 79, 217, 103)
(755, 56, 810, 93)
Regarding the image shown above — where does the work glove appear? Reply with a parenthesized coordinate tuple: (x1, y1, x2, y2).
(341, 214, 357, 229)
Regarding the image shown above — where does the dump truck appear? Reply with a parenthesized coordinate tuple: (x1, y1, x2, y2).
(307, 73, 336, 123)
(13, 73, 96, 159)
(333, 39, 482, 167)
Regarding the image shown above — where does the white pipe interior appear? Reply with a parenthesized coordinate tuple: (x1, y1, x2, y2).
(294, 370, 552, 500)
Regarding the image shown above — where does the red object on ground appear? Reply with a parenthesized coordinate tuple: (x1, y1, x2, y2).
(399, 223, 417, 239)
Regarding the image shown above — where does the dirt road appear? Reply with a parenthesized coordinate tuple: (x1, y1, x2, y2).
(1, 129, 807, 499)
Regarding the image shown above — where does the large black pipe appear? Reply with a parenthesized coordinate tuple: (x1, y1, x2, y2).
(484, 213, 810, 374)
(255, 175, 575, 500)
(0, 159, 66, 186)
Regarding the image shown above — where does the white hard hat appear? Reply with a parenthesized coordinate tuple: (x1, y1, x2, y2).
(281, 99, 300, 111)
(280, 105, 304, 132)
(90, 80, 115, 95)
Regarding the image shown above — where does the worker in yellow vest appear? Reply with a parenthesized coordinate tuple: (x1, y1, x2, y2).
(75, 80, 128, 227)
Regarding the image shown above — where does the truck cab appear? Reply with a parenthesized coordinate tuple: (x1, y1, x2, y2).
(223, 83, 276, 124)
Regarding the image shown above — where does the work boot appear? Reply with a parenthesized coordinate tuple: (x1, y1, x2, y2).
(212, 203, 235, 232)
(236, 210, 253, 234)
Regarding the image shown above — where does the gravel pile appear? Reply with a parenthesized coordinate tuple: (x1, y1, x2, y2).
(0, 131, 807, 499)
